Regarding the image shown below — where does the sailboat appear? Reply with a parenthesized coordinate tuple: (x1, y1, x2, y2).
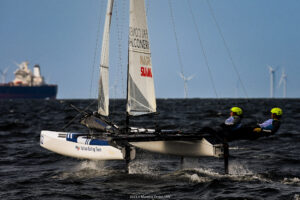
(40, 0, 226, 172)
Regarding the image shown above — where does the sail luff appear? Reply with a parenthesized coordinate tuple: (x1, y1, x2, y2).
(98, 0, 114, 116)
(126, 0, 156, 116)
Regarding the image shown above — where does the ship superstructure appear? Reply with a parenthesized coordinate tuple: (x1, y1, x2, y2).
(13, 62, 44, 86)
(0, 61, 57, 99)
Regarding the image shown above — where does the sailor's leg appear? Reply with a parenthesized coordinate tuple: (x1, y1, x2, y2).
(200, 127, 216, 134)
(201, 126, 226, 143)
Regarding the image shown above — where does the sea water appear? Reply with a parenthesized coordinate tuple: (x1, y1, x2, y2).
(0, 98, 299, 200)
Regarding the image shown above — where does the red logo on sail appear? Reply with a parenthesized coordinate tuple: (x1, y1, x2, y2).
(141, 67, 152, 78)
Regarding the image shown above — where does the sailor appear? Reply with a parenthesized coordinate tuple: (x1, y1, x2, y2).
(222, 107, 243, 131)
(253, 107, 282, 135)
(211, 107, 243, 142)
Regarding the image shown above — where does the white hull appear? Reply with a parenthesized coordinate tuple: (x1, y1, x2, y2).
(40, 130, 223, 160)
(130, 139, 223, 158)
(40, 130, 124, 160)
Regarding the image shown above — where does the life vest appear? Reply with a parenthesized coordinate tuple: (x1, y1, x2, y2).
(225, 116, 242, 131)
(259, 118, 281, 134)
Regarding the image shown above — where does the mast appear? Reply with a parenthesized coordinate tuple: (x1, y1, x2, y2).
(126, 48, 130, 130)
(98, 0, 114, 116)
(126, 0, 156, 117)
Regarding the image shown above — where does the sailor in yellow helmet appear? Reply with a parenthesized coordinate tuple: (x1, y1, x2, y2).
(200, 107, 243, 142)
(224, 107, 243, 131)
(253, 107, 282, 134)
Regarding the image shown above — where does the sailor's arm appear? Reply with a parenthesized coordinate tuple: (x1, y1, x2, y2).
(253, 119, 280, 135)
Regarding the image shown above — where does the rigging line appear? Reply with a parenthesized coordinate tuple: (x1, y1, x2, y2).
(168, 0, 186, 79)
(62, 100, 97, 130)
(206, 0, 249, 98)
(89, 0, 105, 99)
(187, 0, 219, 98)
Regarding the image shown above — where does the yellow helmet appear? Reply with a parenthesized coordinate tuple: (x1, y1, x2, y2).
(271, 107, 282, 116)
(231, 107, 243, 116)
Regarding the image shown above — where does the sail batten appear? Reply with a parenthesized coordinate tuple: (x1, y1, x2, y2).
(98, 0, 114, 116)
(127, 0, 156, 116)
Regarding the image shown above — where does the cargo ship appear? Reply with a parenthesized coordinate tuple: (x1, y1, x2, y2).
(0, 62, 57, 99)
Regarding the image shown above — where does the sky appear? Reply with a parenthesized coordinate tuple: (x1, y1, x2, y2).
(0, 0, 299, 99)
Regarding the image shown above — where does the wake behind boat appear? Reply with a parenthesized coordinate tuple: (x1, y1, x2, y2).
(40, 0, 227, 172)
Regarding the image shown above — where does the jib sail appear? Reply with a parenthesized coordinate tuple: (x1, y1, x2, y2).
(98, 0, 114, 116)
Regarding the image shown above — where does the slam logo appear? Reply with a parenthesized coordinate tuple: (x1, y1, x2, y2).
(140, 56, 152, 78)
(141, 67, 152, 78)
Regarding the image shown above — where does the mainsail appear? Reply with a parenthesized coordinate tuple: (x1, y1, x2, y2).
(127, 0, 156, 116)
(98, 0, 114, 116)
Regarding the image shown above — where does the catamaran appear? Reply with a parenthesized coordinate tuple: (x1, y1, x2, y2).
(40, 0, 228, 172)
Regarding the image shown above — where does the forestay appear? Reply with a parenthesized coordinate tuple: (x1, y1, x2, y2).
(127, 0, 156, 116)
(98, 0, 114, 116)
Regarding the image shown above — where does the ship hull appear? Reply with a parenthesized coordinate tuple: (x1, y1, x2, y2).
(0, 85, 58, 99)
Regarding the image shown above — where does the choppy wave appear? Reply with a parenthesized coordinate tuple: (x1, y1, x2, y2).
(1, 99, 300, 200)
(282, 177, 300, 186)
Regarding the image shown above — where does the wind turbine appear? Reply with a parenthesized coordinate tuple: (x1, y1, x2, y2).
(14, 61, 29, 70)
(178, 72, 195, 98)
(267, 65, 276, 98)
(0, 67, 9, 83)
(14, 61, 23, 69)
(278, 68, 287, 98)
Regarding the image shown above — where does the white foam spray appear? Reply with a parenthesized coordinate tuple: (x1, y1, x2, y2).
(53, 160, 111, 180)
(282, 177, 300, 186)
(128, 159, 155, 175)
(229, 160, 253, 176)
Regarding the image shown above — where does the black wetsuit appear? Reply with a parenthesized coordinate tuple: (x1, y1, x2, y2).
(201, 118, 281, 142)
(200, 116, 243, 142)
(225, 119, 281, 141)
